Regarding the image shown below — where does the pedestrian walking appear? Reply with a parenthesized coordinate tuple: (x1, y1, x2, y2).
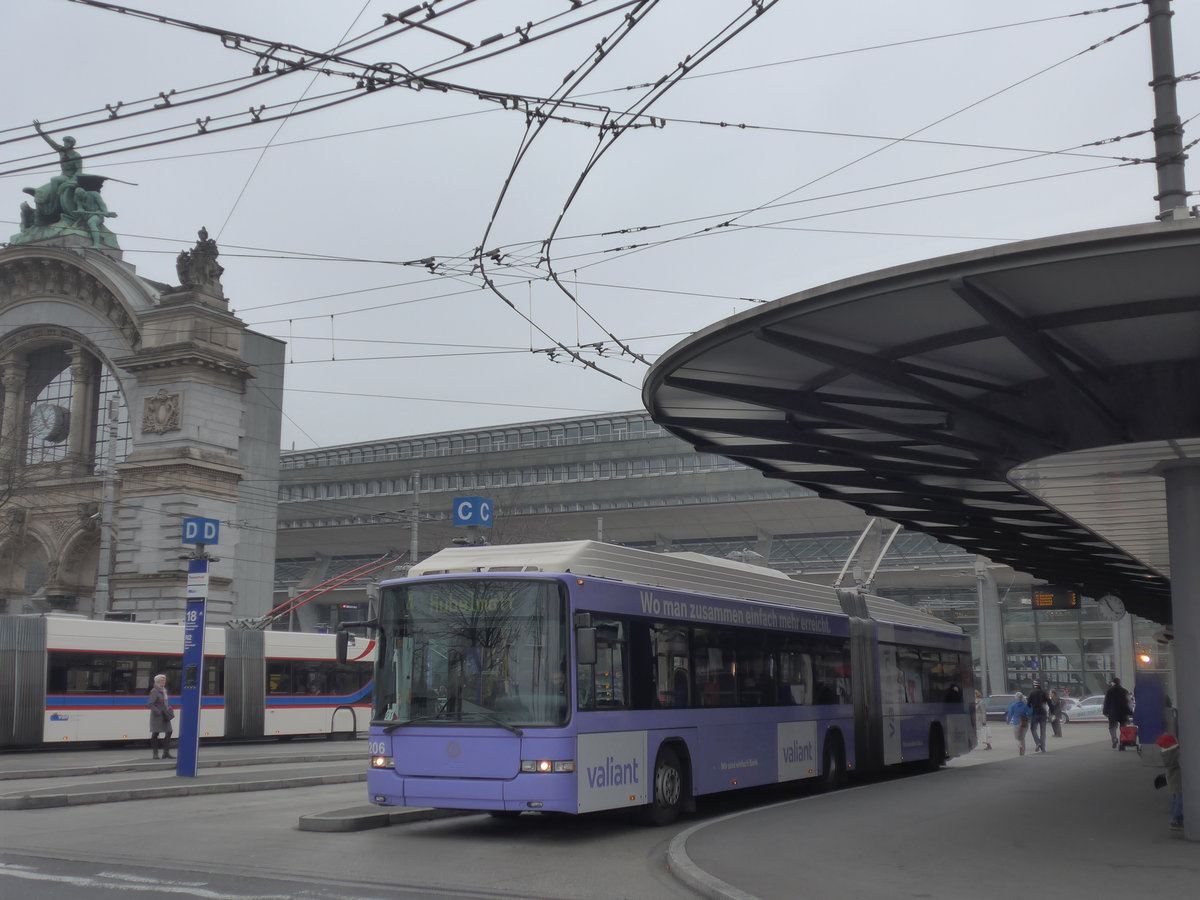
(975, 690, 993, 750)
(1048, 689, 1063, 738)
(1006, 692, 1031, 756)
(148, 673, 175, 759)
(1103, 677, 1133, 749)
(1026, 680, 1049, 752)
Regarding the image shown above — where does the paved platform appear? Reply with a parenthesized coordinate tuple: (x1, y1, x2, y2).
(668, 725, 1195, 900)
(0, 737, 475, 828)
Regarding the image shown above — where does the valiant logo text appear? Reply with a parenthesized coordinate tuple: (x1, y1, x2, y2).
(586, 756, 640, 788)
(577, 731, 648, 812)
(777, 721, 820, 781)
(781, 739, 814, 765)
(638, 591, 832, 633)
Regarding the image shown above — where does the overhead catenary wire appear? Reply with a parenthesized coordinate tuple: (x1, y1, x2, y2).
(535, 0, 781, 368)
(705, 14, 1153, 237)
(6, 1, 1175, 448)
(474, 0, 669, 386)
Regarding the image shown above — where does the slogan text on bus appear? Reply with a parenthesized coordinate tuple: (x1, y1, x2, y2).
(639, 591, 832, 633)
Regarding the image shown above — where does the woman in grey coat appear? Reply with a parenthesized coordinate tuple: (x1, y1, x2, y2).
(148, 674, 174, 759)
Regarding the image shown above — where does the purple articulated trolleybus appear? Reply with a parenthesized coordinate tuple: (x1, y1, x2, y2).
(338, 541, 974, 824)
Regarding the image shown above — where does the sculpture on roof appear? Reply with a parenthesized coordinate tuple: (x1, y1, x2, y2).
(10, 122, 121, 251)
(175, 227, 225, 299)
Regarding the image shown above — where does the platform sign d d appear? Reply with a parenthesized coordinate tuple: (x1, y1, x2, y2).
(182, 517, 220, 545)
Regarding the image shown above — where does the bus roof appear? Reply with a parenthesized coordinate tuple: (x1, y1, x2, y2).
(407, 541, 960, 634)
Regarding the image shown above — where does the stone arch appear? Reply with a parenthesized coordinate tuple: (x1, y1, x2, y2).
(0, 528, 53, 612)
(2, 232, 283, 622)
(0, 249, 147, 351)
(57, 521, 101, 601)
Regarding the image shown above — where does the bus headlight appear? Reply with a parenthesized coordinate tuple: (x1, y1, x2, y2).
(521, 759, 575, 774)
(371, 755, 395, 769)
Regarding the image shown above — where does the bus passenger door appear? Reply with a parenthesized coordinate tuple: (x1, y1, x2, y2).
(848, 618, 883, 773)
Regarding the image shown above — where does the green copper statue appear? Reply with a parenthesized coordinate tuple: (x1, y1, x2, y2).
(11, 121, 120, 250)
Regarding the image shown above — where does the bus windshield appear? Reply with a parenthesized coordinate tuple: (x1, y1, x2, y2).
(375, 578, 568, 728)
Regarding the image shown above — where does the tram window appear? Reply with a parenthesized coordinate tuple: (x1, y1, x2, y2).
(48, 652, 112, 692)
(135, 659, 155, 692)
(111, 657, 136, 693)
(327, 662, 370, 695)
(267, 661, 292, 694)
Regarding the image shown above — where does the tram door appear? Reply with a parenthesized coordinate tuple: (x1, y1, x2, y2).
(0, 616, 46, 747)
(225, 629, 265, 738)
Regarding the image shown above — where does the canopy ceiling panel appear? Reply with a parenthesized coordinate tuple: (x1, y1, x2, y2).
(644, 221, 1200, 624)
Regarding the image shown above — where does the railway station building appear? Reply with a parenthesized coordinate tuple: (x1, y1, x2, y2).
(273, 406, 1170, 699)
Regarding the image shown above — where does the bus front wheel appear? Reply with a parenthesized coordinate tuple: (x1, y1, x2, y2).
(644, 746, 686, 826)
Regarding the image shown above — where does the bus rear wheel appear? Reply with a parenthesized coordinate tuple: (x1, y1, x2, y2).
(822, 734, 847, 791)
(644, 746, 686, 826)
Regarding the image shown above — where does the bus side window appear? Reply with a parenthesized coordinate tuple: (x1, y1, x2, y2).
(591, 619, 628, 709)
(898, 648, 923, 702)
(576, 663, 594, 710)
(627, 620, 657, 710)
(737, 635, 773, 706)
(650, 623, 689, 709)
(693, 628, 736, 707)
(780, 646, 813, 705)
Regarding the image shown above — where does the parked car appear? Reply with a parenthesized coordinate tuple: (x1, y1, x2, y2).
(1055, 696, 1080, 723)
(985, 694, 1017, 720)
(1069, 700, 1107, 722)
(1072, 692, 1136, 715)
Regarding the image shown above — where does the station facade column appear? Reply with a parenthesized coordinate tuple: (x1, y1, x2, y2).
(1157, 460, 1199, 841)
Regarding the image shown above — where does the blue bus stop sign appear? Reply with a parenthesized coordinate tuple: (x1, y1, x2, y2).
(453, 497, 492, 527)
(182, 517, 220, 545)
(177, 557, 208, 778)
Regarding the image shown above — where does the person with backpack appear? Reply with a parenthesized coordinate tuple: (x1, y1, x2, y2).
(1006, 692, 1032, 756)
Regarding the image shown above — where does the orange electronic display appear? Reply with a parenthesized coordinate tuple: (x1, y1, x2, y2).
(1031, 586, 1081, 610)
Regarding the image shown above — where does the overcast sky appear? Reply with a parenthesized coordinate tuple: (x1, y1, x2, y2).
(3, 0, 1195, 451)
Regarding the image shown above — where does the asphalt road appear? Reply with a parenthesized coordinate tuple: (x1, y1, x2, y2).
(1, 724, 1192, 900)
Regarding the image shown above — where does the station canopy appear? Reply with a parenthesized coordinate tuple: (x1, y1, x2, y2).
(644, 221, 1200, 625)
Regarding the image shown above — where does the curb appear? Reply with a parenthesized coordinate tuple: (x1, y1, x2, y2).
(298, 805, 473, 832)
(666, 820, 765, 900)
(0, 751, 367, 782)
(0, 771, 366, 810)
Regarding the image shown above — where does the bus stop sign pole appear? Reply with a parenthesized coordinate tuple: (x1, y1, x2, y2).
(178, 518, 219, 778)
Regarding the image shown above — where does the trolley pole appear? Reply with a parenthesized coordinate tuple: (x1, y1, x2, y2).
(1145, 0, 1190, 220)
(177, 517, 219, 778)
(410, 470, 421, 565)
